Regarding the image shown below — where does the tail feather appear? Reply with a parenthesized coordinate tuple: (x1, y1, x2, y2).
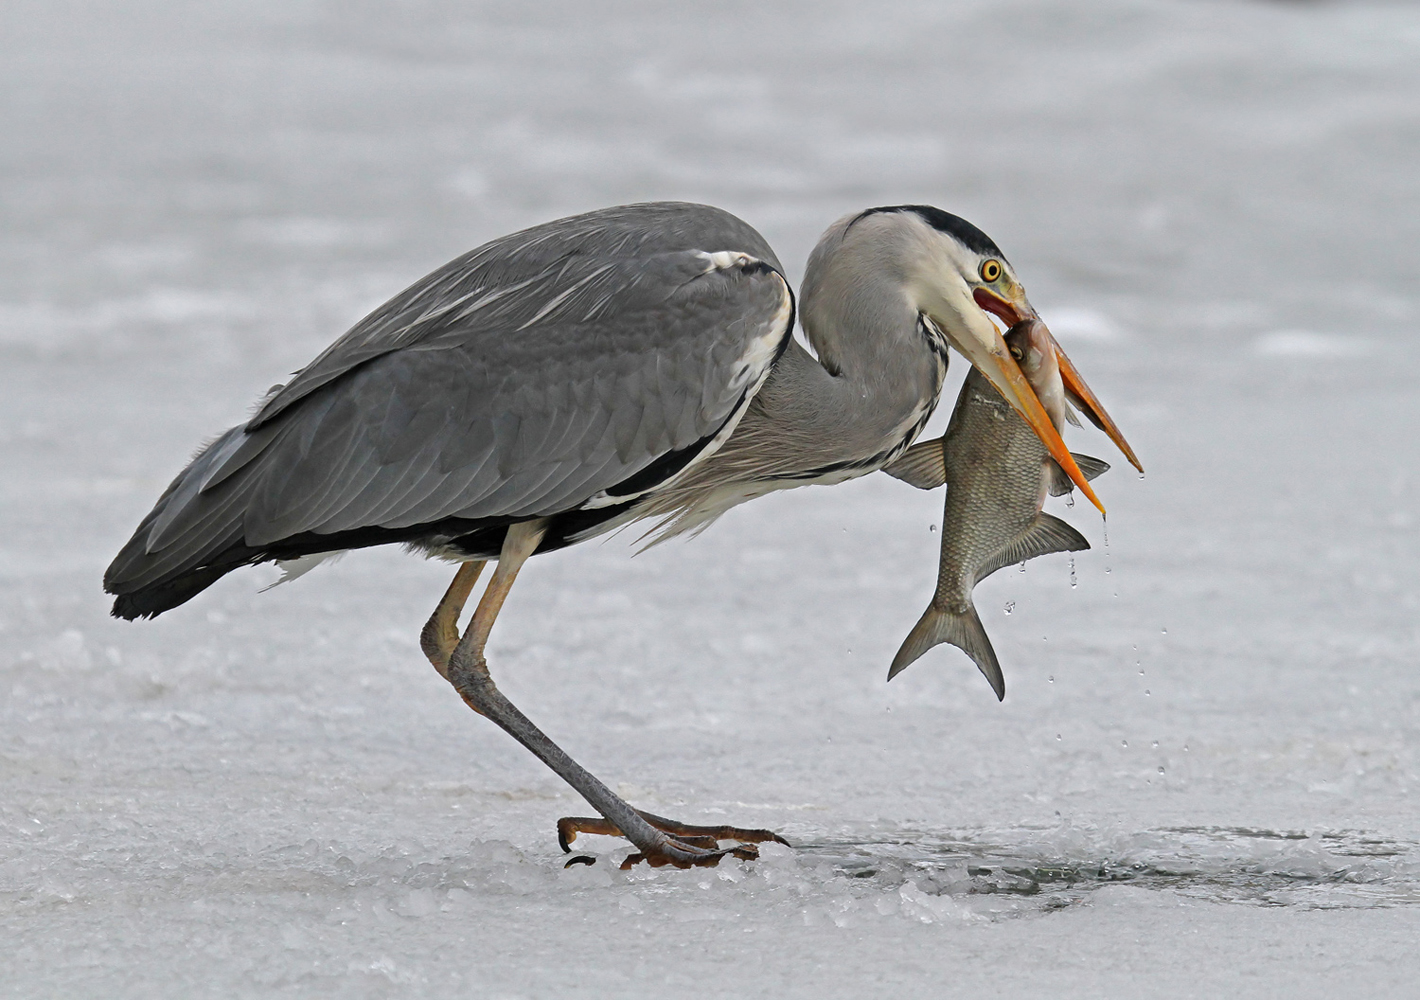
(105, 425, 264, 620)
(888, 601, 1005, 700)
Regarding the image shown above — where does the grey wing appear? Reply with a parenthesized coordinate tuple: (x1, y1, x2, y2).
(105, 202, 793, 604)
(249, 201, 784, 428)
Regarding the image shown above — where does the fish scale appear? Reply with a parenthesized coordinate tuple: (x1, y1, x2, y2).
(885, 319, 1109, 699)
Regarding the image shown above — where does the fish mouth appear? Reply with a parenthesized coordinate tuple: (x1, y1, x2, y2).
(972, 288, 1144, 485)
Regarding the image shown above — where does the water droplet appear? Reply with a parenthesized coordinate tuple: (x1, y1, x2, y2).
(1068, 558, 1077, 589)
(1042, 635, 1048, 642)
(1138, 470, 1146, 480)
(1161, 627, 1168, 635)
(1018, 561, 1026, 574)
(1003, 601, 1015, 615)
(1157, 766, 1165, 774)
(1183, 743, 1190, 752)
(1048, 675, 1054, 683)
(1065, 493, 1075, 508)
(1121, 740, 1129, 748)
(1145, 689, 1151, 696)
(928, 523, 937, 533)
(1056, 733, 1062, 741)
(1151, 740, 1159, 748)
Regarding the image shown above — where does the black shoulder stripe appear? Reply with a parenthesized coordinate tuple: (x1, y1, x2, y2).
(603, 434, 717, 498)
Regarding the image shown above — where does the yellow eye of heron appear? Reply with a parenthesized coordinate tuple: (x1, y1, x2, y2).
(979, 259, 1002, 283)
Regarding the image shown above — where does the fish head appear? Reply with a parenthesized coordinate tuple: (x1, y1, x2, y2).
(1004, 318, 1069, 433)
(903, 221, 1138, 512)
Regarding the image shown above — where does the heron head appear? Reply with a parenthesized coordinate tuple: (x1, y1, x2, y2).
(850, 205, 1140, 512)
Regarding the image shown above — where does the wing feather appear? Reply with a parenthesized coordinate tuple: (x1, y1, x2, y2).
(106, 203, 795, 615)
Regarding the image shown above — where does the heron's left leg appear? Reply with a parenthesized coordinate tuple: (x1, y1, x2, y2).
(420, 560, 485, 680)
(442, 520, 766, 869)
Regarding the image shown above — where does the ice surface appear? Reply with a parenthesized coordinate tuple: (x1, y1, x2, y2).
(3, 0, 1420, 996)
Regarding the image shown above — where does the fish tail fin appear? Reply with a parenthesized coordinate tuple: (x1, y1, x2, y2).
(888, 601, 1005, 701)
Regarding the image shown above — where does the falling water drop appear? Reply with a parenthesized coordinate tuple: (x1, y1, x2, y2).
(1069, 558, 1077, 589)
(1048, 675, 1054, 683)
(1137, 662, 1143, 675)
(929, 523, 937, 533)
(1065, 493, 1075, 509)
(1138, 470, 1146, 480)
(1152, 740, 1159, 748)
(1121, 740, 1129, 748)
(1056, 733, 1062, 741)
(1145, 689, 1151, 696)
(1161, 627, 1168, 635)
(1157, 766, 1165, 774)
(1183, 743, 1190, 752)
(1003, 601, 1015, 615)
(1018, 561, 1026, 574)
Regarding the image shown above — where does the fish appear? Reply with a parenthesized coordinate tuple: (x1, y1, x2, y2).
(882, 318, 1109, 700)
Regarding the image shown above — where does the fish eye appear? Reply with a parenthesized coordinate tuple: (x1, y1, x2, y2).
(1009, 344, 1024, 361)
(979, 259, 1002, 283)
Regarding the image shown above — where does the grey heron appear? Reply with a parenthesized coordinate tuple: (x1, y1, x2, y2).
(105, 202, 1138, 868)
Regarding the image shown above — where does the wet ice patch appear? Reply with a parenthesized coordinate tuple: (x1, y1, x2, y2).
(793, 824, 1420, 913)
(1253, 330, 1373, 358)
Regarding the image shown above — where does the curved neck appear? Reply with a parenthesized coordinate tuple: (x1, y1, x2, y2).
(747, 305, 945, 477)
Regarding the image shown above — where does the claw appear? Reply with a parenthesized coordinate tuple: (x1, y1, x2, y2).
(620, 840, 759, 870)
(564, 855, 596, 868)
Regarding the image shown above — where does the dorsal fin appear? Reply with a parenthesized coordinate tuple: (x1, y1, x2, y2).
(1047, 452, 1111, 497)
(977, 513, 1090, 583)
(881, 438, 946, 490)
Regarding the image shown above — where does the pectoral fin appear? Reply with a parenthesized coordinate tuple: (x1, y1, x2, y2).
(888, 601, 1005, 701)
(1047, 453, 1111, 497)
(978, 514, 1090, 582)
(882, 438, 946, 490)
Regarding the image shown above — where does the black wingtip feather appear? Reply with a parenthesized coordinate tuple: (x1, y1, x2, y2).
(108, 559, 249, 620)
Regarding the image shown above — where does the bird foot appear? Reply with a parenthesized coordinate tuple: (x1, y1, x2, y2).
(557, 809, 788, 869)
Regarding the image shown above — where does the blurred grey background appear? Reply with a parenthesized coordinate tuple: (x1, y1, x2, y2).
(3, 1, 1419, 997)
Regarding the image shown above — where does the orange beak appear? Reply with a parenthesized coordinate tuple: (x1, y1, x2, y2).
(969, 288, 1139, 514)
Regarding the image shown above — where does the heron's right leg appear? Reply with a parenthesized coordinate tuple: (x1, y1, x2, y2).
(558, 811, 788, 858)
(442, 520, 762, 870)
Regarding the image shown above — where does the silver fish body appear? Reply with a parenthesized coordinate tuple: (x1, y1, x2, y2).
(884, 320, 1108, 699)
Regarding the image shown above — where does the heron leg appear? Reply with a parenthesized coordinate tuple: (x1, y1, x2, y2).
(420, 560, 485, 680)
(442, 520, 766, 870)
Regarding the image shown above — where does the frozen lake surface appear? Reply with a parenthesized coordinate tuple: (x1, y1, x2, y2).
(3, 0, 1419, 996)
